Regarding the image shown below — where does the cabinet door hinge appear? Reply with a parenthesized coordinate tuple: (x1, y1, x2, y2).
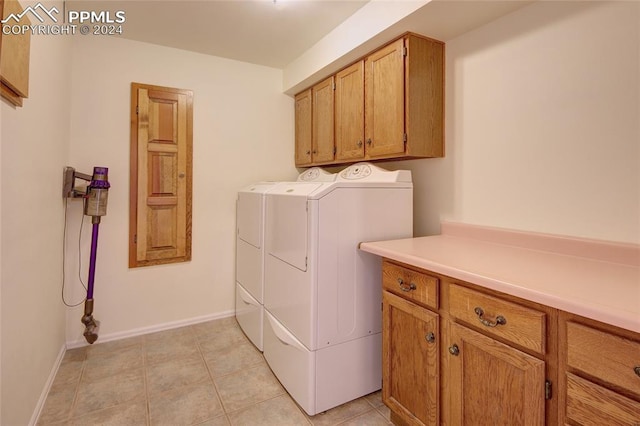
(136, 105, 139, 114)
(134, 234, 137, 244)
(332, 81, 336, 90)
(402, 46, 408, 57)
(545, 380, 552, 400)
(333, 146, 337, 155)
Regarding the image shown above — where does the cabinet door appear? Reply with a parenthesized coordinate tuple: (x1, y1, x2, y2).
(295, 89, 313, 166)
(383, 290, 439, 426)
(448, 323, 545, 426)
(365, 38, 405, 159)
(312, 77, 335, 163)
(335, 61, 364, 161)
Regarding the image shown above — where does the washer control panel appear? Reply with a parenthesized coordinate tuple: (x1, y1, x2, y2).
(340, 164, 372, 180)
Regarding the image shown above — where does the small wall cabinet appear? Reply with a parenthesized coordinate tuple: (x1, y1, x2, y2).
(0, 0, 31, 107)
(294, 32, 444, 167)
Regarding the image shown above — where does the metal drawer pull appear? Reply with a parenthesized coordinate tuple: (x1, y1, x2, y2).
(425, 332, 435, 343)
(474, 307, 507, 327)
(449, 344, 460, 356)
(397, 278, 416, 292)
(634, 366, 640, 377)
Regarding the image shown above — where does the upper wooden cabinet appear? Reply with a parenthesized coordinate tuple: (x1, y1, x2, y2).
(294, 89, 313, 166)
(294, 32, 444, 167)
(295, 78, 337, 166)
(335, 61, 364, 162)
(311, 76, 335, 164)
(0, 0, 31, 107)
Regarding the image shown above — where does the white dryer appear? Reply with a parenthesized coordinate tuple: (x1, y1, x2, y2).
(235, 168, 335, 351)
(263, 162, 413, 415)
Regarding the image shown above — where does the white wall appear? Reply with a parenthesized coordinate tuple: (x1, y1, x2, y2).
(65, 36, 297, 344)
(0, 4, 72, 423)
(387, 1, 639, 243)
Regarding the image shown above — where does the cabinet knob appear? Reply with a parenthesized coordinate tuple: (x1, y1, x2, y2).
(425, 332, 435, 343)
(306, 150, 311, 155)
(357, 140, 363, 148)
(474, 307, 507, 328)
(634, 366, 640, 377)
(448, 344, 460, 356)
(312, 150, 317, 154)
(397, 278, 416, 292)
(366, 138, 372, 146)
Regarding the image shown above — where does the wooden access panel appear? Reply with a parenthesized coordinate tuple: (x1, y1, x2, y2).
(130, 83, 193, 267)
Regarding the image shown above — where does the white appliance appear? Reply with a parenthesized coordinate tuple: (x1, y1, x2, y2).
(263, 162, 413, 415)
(235, 168, 335, 351)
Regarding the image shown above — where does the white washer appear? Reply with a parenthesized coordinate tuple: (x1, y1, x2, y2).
(263, 162, 413, 415)
(235, 168, 335, 351)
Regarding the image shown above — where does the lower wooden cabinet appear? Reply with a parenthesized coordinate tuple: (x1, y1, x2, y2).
(382, 260, 640, 426)
(447, 323, 545, 425)
(381, 260, 559, 425)
(382, 290, 439, 426)
(559, 312, 640, 425)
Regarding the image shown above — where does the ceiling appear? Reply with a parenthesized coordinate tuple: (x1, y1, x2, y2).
(70, 0, 369, 69)
(67, 0, 534, 82)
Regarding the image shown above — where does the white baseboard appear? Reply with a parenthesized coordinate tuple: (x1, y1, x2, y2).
(29, 344, 66, 426)
(65, 310, 235, 349)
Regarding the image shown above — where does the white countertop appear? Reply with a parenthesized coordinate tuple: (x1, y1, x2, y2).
(360, 224, 640, 333)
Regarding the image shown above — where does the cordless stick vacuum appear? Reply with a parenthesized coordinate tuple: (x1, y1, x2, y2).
(80, 167, 110, 344)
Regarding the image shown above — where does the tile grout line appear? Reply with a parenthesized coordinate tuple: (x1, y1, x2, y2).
(142, 335, 151, 426)
(194, 324, 230, 425)
(67, 348, 88, 423)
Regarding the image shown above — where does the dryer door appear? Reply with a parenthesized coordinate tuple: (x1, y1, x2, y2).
(266, 183, 321, 272)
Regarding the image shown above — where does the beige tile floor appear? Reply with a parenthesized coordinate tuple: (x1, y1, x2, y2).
(37, 317, 392, 425)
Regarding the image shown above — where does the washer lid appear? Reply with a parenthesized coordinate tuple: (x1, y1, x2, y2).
(267, 182, 327, 196)
(238, 181, 280, 194)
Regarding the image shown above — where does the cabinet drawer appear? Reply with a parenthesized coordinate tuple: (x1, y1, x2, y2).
(382, 261, 438, 310)
(566, 321, 640, 396)
(449, 284, 546, 354)
(566, 373, 640, 425)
